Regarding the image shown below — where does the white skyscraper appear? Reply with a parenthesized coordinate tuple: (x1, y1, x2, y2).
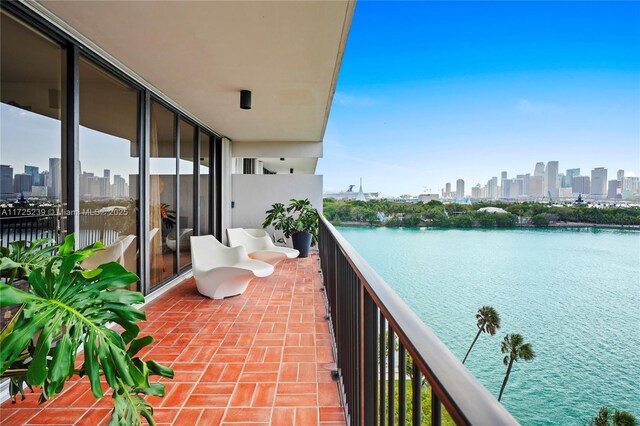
(545, 161, 559, 198)
(590, 167, 607, 196)
(487, 177, 498, 199)
(48, 158, 62, 199)
(456, 179, 465, 199)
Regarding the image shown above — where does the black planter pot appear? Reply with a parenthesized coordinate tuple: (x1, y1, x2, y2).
(291, 231, 312, 258)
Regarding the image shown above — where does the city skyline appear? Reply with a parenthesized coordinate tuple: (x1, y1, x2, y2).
(437, 161, 639, 201)
(318, 1, 640, 196)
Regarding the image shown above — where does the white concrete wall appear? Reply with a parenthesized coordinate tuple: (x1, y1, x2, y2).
(231, 174, 323, 230)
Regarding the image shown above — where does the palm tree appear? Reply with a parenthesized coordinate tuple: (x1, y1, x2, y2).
(498, 333, 535, 401)
(462, 305, 501, 364)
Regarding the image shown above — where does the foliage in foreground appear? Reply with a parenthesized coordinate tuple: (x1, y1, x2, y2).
(0, 235, 174, 425)
(589, 407, 637, 426)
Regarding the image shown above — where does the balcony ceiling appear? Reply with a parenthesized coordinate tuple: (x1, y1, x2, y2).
(34, 0, 355, 143)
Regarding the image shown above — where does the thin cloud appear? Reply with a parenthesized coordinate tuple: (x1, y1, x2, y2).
(333, 92, 382, 107)
(516, 98, 564, 115)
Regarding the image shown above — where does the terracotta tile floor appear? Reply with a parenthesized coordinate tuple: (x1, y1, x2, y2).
(0, 253, 345, 425)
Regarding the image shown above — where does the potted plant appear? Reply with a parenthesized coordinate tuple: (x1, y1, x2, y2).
(262, 199, 318, 258)
(0, 234, 173, 425)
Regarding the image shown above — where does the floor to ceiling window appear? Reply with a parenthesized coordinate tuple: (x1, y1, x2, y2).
(149, 100, 178, 289)
(0, 11, 66, 244)
(1, 6, 222, 296)
(178, 119, 195, 270)
(77, 57, 140, 287)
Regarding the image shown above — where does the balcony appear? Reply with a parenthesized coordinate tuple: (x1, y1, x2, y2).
(1, 216, 518, 426)
(0, 254, 345, 425)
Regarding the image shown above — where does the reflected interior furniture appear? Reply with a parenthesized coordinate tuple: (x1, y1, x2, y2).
(190, 235, 274, 299)
(226, 228, 299, 265)
(80, 234, 137, 273)
(166, 228, 192, 252)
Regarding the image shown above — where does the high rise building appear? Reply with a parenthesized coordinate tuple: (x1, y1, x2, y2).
(617, 169, 625, 181)
(500, 171, 508, 197)
(517, 174, 530, 196)
(487, 177, 498, 199)
(564, 168, 580, 188)
(590, 167, 607, 196)
(622, 176, 640, 199)
(48, 158, 62, 199)
(607, 180, 618, 199)
(25, 165, 41, 186)
(0, 165, 13, 196)
(113, 175, 127, 198)
(471, 184, 481, 199)
(13, 174, 33, 193)
(445, 182, 451, 197)
(545, 161, 559, 198)
(529, 175, 544, 198)
(456, 179, 465, 199)
(534, 162, 545, 177)
(572, 176, 590, 195)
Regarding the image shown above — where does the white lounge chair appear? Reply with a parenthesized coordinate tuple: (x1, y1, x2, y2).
(226, 228, 300, 265)
(190, 235, 274, 299)
(81, 234, 136, 272)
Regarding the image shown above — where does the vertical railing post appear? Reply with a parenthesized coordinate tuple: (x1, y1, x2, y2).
(388, 324, 395, 426)
(379, 312, 386, 426)
(398, 344, 407, 425)
(362, 288, 378, 425)
(432, 388, 442, 426)
(412, 362, 421, 426)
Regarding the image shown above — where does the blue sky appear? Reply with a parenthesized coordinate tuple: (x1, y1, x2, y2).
(318, 1, 640, 196)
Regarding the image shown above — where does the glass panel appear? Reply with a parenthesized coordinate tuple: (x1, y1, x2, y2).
(199, 131, 210, 236)
(77, 58, 139, 288)
(149, 101, 177, 288)
(0, 11, 65, 246)
(178, 119, 195, 269)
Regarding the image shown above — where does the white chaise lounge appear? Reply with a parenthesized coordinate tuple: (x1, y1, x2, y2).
(190, 235, 274, 299)
(226, 228, 299, 266)
(81, 234, 137, 272)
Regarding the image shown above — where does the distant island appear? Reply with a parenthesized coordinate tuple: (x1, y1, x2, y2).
(323, 198, 640, 229)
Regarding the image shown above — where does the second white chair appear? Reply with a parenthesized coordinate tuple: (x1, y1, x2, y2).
(190, 235, 274, 299)
(226, 228, 299, 266)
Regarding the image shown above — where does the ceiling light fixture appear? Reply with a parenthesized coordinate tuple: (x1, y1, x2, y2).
(240, 90, 251, 110)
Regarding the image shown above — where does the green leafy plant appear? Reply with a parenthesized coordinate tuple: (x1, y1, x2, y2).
(0, 238, 56, 285)
(262, 199, 318, 244)
(0, 234, 174, 425)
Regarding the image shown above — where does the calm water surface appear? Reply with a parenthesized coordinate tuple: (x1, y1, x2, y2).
(335, 226, 640, 425)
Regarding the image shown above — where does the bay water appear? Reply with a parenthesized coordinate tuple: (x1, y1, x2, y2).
(335, 226, 640, 425)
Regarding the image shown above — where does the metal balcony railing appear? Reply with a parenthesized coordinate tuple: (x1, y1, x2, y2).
(318, 215, 518, 426)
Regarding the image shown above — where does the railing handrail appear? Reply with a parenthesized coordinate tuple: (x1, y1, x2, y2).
(319, 214, 519, 425)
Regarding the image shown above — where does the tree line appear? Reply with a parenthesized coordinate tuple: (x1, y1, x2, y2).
(323, 198, 640, 228)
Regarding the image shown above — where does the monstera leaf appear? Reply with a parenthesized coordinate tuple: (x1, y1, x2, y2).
(0, 237, 56, 283)
(0, 234, 174, 426)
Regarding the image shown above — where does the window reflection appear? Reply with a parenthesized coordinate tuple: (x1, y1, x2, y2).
(77, 58, 139, 286)
(178, 119, 195, 269)
(0, 11, 65, 245)
(150, 101, 177, 288)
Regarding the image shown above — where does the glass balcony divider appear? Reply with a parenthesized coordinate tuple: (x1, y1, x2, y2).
(318, 214, 518, 426)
